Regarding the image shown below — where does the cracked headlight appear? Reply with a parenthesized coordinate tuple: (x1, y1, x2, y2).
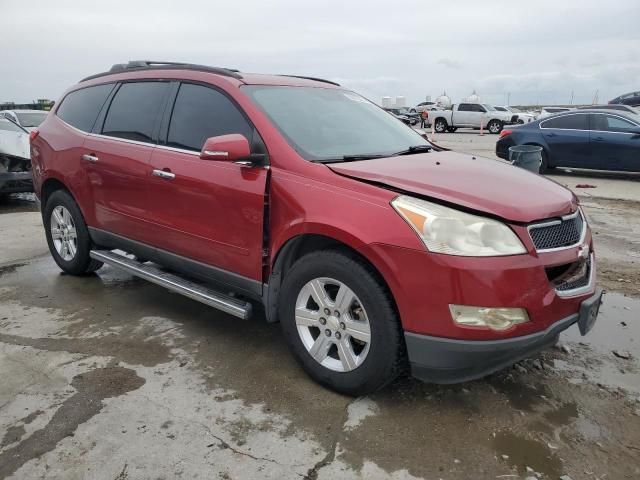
(391, 195, 526, 256)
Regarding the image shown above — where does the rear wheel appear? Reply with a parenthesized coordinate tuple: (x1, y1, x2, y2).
(488, 120, 503, 134)
(44, 190, 103, 275)
(434, 118, 448, 133)
(279, 250, 406, 396)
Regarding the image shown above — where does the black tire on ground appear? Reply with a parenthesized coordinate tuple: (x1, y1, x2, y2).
(434, 118, 448, 133)
(487, 120, 503, 134)
(447, 127, 458, 133)
(539, 149, 549, 174)
(278, 250, 406, 396)
(44, 189, 103, 275)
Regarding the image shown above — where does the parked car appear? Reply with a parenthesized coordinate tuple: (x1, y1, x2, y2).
(609, 91, 640, 107)
(494, 106, 535, 124)
(536, 107, 572, 120)
(384, 107, 419, 125)
(577, 104, 639, 115)
(31, 60, 601, 395)
(0, 117, 33, 194)
(0, 109, 48, 132)
(429, 103, 513, 134)
(409, 101, 438, 113)
(496, 109, 640, 173)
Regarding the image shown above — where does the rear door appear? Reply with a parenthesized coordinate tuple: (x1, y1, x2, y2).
(83, 81, 171, 241)
(539, 113, 590, 167)
(146, 82, 269, 283)
(453, 103, 472, 125)
(589, 113, 640, 171)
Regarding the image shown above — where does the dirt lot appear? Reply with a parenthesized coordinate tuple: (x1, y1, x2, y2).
(1, 140, 639, 480)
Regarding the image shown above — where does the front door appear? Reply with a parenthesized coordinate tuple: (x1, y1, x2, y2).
(589, 113, 640, 171)
(146, 82, 268, 282)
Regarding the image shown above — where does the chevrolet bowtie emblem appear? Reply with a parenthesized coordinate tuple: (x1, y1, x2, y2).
(577, 245, 589, 260)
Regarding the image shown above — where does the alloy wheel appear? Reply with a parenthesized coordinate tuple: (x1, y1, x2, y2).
(50, 205, 78, 261)
(294, 277, 371, 372)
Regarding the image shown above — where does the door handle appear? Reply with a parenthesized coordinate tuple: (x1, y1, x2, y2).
(545, 133, 557, 138)
(593, 137, 606, 142)
(152, 169, 176, 180)
(81, 154, 99, 163)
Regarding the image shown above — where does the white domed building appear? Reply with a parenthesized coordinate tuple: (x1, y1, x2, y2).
(435, 91, 452, 109)
(466, 90, 481, 103)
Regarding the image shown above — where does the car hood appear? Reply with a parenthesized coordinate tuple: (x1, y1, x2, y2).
(0, 130, 29, 160)
(328, 152, 577, 223)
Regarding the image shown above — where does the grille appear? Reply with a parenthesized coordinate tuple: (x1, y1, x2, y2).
(556, 257, 591, 292)
(529, 212, 584, 251)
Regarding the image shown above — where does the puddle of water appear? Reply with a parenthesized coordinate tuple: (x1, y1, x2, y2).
(543, 402, 578, 425)
(493, 431, 562, 477)
(562, 292, 639, 355)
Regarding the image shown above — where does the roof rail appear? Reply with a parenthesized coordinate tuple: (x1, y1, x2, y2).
(80, 61, 243, 82)
(280, 75, 340, 86)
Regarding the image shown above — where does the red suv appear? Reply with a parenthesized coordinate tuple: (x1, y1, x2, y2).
(30, 61, 602, 395)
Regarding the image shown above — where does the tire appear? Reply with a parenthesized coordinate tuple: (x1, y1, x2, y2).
(539, 149, 549, 174)
(447, 127, 458, 133)
(44, 190, 103, 275)
(409, 108, 416, 113)
(488, 120, 503, 134)
(434, 118, 448, 133)
(278, 250, 406, 396)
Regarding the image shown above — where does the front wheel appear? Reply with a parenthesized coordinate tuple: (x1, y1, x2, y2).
(434, 118, 448, 133)
(279, 250, 406, 396)
(44, 190, 103, 275)
(487, 120, 503, 134)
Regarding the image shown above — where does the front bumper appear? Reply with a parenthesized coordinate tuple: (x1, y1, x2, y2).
(0, 171, 33, 193)
(406, 288, 603, 383)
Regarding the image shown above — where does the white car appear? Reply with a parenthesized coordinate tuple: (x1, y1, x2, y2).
(0, 117, 32, 193)
(409, 101, 439, 113)
(536, 107, 572, 120)
(0, 109, 49, 132)
(429, 103, 514, 134)
(494, 106, 536, 124)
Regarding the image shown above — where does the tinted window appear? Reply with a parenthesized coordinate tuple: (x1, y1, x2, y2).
(56, 84, 114, 132)
(458, 104, 471, 112)
(471, 104, 486, 112)
(542, 114, 588, 130)
(167, 83, 253, 151)
(604, 115, 637, 133)
(102, 82, 169, 142)
(495, 106, 507, 111)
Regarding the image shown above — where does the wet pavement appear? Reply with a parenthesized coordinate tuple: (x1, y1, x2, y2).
(1, 191, 639, 479)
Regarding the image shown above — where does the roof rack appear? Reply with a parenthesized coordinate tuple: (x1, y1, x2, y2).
(280, 75, 340, 86)
(80, 61, 243, 82)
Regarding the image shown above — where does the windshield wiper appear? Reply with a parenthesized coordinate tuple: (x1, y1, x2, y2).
(314, 154, 387, 164)
(393, 145, 432, 156)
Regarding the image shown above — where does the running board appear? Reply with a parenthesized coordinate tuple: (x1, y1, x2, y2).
(90, 250, 252, 320)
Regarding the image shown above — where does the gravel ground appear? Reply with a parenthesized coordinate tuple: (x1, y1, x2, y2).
(0, 146, 639, 480)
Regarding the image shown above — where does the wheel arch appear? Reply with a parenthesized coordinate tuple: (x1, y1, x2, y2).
(264, 232, 398, 324)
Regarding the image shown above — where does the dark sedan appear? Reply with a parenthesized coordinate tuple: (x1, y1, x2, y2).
(609, 91, 640, 107)
(496, 109, 640, 173)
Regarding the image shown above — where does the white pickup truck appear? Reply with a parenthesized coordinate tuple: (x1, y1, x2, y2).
(429, 103, 513, 134)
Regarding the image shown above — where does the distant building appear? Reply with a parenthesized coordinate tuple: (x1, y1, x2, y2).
(465, 90, 481, 103)
(0, 99, 55, 111)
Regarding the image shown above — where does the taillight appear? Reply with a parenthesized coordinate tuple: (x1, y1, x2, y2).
(499, 129, 512, 139)
(29, 129, 40, 143)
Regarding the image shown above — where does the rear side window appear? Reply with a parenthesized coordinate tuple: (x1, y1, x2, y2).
(102, 82, 170, 142)
(542, 114, 588, 130)
(167, 83, 253, 151)
(56, 84, 114, 132)
(458, 104, 471, 111)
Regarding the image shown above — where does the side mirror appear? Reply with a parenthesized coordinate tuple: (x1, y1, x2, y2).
(200, 134, 251, 162)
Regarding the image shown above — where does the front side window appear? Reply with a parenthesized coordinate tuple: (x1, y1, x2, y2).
(102, 82, 170, 142)
(542, 114, 588, 130)
(494, 107, 506, 112)
(56, 84, 114, 132)
(244, 85, 430, 162)
(604, 115, 637, 133)
(167, 83, 253, 151)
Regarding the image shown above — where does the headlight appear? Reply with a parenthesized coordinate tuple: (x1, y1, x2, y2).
(391, 195, 526, 256)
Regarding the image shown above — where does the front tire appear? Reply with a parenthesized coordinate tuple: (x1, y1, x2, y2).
(44, 190, 103, 275)
(279, 250, 406, 396)
(488, 120, 503, 134)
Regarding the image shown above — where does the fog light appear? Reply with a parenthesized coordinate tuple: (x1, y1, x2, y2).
(449, 305, 529, 331)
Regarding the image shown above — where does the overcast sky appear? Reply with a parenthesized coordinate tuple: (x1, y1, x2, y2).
(2, 0, 639, 106)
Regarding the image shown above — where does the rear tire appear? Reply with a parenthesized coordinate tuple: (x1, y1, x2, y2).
(539, 150, 549, 174)
(434, 118, 448, 133)
(279, 250, 406, 396)
(44, 190, 103, 275)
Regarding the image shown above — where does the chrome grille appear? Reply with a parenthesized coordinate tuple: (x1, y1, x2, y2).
(555, 257, 591, 292)
(529, 211, 584, 251)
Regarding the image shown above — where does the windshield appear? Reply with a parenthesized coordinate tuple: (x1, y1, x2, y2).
(15, 111, 47, 127)
(0, 118, 27, 133)
(244, 86, 429, 161)
(483, 104, 496, 111)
